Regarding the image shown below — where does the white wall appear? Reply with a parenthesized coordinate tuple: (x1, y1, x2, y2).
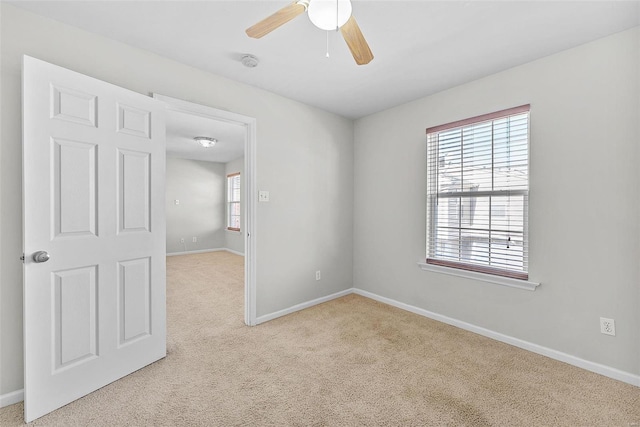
(353, 28, 640, 376)
(166, 158, 226, 254)
(0, 4, 354, 397)
(225, 157, 245, 255)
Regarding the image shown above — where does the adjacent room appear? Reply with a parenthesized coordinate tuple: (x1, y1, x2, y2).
(163, 104, 247, 347)
(164, 107, 245, 258)
(0, 1, 639, 425)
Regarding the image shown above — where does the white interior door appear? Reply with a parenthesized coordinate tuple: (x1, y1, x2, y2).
(22, 56, 166, 422)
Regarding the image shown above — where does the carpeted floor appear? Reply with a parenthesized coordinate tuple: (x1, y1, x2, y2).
(1, 250, 639, 426)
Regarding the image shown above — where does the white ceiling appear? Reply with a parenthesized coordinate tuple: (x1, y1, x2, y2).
(166, 110, 245, 163)
(10, 1, 640, 119)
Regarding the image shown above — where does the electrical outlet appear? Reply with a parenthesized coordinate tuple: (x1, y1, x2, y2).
(174, 199, 179, 205)
(192, 237, 197, 242)
(600, 317, 615, 336)
(180, 238, 185, 244)
(315, 270, 321, 281)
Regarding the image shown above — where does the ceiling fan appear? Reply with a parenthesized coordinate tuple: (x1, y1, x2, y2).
(246, 0, 374, 65)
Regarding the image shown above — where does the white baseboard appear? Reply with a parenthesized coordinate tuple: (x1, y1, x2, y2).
(166, 248, 224, 257)
(224, 248, 245, 256)
(4, 287, 634, 411)
(0, 388, 23, 408)
(255, 289, 353, 325)
(167, 248, 245, 257)
(352, 288, 640, 388)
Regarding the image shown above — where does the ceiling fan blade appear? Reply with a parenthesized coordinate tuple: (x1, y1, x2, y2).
(246, 2, 307, 39)
(340, 16, 374, 65)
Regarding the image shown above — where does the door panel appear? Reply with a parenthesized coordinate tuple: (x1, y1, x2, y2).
(118, 257, 151, 345)
(118, 149, 151, 233)
(23, 55, 166, 422)
(53, 138, 98, 237)
(51, 85, 98, 127)
(53, 266, 98, 370)
(117, 103, 151, 138)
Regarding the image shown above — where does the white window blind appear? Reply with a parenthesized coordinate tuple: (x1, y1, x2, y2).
(227, 173, 241, 231)
(426, 105, 530, 280)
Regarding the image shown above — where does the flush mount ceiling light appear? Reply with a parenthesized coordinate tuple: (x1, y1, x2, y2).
(245, 0, 373, 65)
(194, 136, 217, 148)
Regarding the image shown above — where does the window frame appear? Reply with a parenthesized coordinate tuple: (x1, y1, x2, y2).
(425, 105, 531, 281)
(226, 172, 241, 232)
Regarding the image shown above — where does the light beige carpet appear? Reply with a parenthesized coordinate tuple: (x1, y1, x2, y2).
(1, 251, 639, 426)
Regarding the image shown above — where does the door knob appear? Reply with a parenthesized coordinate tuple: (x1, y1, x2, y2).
(32, 251, 50, 263)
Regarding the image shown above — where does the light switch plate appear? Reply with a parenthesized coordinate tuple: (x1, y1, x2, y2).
(259, 191, 270, 202)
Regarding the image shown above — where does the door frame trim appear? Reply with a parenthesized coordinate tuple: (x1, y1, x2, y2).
(153, 94, 257, 326)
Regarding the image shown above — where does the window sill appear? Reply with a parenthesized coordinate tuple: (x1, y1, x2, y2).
(417, 262, 540, 291)
(226, 229, 241, 234)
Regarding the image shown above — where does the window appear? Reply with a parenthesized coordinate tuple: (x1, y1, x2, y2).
(227, 173, 241, 231)
(426, 105, 530, 280)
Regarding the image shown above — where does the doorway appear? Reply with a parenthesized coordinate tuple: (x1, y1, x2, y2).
(154, 94, 256, 326)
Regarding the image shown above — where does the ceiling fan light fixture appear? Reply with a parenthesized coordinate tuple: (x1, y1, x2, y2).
(308, 0, 352, 31)
(194, 136, 217, 148)
(244, 0, 372, 65)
